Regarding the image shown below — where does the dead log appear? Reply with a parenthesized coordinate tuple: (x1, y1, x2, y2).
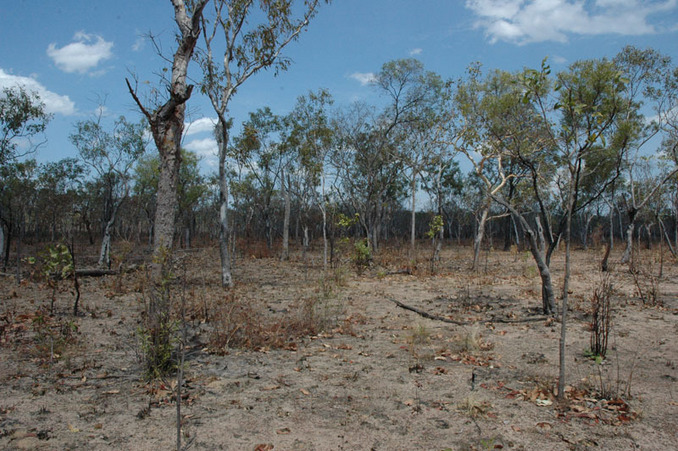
(388, 298, 550, 325)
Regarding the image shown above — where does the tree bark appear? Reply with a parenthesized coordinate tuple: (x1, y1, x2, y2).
(126, 0, 207, 264)
(280, 170, 290, 261)
(620, 208, 637, 264)
(216, 119, 233, 288)
(472, 200, 490, 271)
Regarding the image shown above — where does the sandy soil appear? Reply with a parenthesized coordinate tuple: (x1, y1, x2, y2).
(1, 244, 677, 450)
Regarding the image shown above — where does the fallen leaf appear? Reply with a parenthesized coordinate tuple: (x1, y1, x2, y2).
(254, 444, 274, 451)
(276, 428, 291, 435)
(68, 424, 80, 433)
(261, 385, 280, 391)
(535, 399, 553, 407)
(300, 388, 310, 395)
(536, 422, 552, 429)
(104, 390, 119, 395)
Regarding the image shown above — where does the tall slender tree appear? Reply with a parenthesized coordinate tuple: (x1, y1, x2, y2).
(197, 0, 328, 287)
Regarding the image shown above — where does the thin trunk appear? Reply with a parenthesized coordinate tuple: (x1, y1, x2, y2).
(15, 218, 23, 285)
(410, 176, 416, 256)
(493, 195, 556, 314)
(620, 209, 637, 264)
(558, 183, 575, 400)
(98, 216, 114, 269)
(321, 173, 328, 271)
(472, 201, 490, 271)
(280, 171, 290, 261)
(217, 120, 233, 288)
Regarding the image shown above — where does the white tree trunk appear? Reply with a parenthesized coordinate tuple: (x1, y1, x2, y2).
(281, 171, 290, 261)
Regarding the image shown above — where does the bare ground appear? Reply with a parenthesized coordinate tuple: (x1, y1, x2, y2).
(1, 244, 677, 450)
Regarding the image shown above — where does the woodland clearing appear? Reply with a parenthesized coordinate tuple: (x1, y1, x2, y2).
(0, 242, 676, 450)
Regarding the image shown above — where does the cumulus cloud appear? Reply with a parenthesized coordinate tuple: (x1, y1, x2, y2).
(185, 117, 217, 136)
(348, 72, 376, 86)
(0, 68, 75, 115)
(409, 48, 423, 56)
(47, 32, 113, 74)
(465, 0, 676, 44)
(184, 137, 218, 158)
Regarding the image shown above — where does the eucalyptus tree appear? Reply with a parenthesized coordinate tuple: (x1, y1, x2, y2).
(284, 89, 335, 267)
(127, 0, 208, 261)
(0, 86, 50, 270)
(455, 65, 559, 311)
(333, 102, 406, 252)
(611, 47, 678, 264)
(70, 116, 147, 268)
(197, 0, 328, 287)
(372, 59, 453, 254)
(0, 86, 51, 166)
(0, 160, 38, 279)
(230, 108, 285, 250)
(36, 158, 84, 242)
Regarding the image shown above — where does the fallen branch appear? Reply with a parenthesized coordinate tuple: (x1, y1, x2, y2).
(388, 298, 550, 325)
(75, 264, 140, 277)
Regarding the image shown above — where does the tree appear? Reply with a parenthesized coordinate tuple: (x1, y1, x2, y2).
(70, 116, 147, 268)
(36, 158, 85, 242)
(0, 86, 50, 271)
(333, 102, 406, 252)
(0, 159, 38, 280)
(372, 59, 453, 255)
(284, 89, 335, 268)
(230, 108, 285, 250)
(612, 47, 678, 264)
(197, 0, 329, 287)
(0, 86, 51, 166)
(127, 0, 209, 261)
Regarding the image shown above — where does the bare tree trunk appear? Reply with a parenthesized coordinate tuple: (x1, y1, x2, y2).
(126, 0, 207, 267)
(558, 182, 575, 400)
(217, 120, 233, 288)
(472, 201, 490, 271)
(410, 177, 416, 256)
(281, 170, 290, 261)
(321, 174, 328, 271)
(621, 216, 636, 264)
(98, 219, 113, 269)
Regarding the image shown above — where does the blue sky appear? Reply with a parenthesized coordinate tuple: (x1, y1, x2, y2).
(1, 0, 677, 172)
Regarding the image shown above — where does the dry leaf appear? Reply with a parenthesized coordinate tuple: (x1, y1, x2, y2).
(68, 424, 79, 433)
(300, 388, 310, 395)
(276, 428, 291, 435)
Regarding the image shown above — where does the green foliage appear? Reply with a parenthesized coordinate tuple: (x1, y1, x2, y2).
(137, 319, 179, 381)
(352, 238, 372, 271)
(0, 86, 51, 166)
(41, 243, 74, 281)
(336, 212, 359, 229)
(425, 215, 444, 239)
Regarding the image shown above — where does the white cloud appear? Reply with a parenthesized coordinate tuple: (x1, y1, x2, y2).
(185, 117, 217, 136)
(184, 137, 218, 158)
(0, 68, 76, 115)
(132, 34, 146, 52)
(465, 0, 676, 44)
(348, 72, 376, 86)
(47, 32, 114, 74)
(409, 48, 423, 56)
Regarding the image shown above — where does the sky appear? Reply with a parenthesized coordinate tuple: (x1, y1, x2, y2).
(1, 0, 677, 173)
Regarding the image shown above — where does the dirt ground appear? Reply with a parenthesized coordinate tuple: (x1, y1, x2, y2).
(1, 243, 677, 450)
